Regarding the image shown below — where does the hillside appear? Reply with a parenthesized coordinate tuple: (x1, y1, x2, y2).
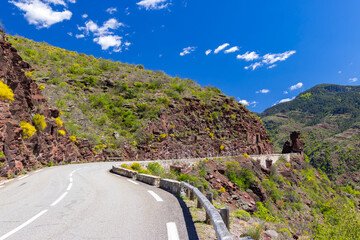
(260, 84, 360, 186)
(0, 30, 100, 178)
(6, 34, 273, 160)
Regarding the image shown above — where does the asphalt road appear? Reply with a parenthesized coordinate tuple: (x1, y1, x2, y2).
(0, 162, 198, 240)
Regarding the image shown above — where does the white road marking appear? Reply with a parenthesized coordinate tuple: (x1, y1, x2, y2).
(148, 190, 163, 202)
(50, 192, 68, 207)
(4, 179, 13, 184)
(18, 175, 28, 180)
(69, 177, 73, 183)
(127, 179, 139, 185)
(66, 183, 73, 191)
(0, 182, 4, 186)
(166, 222, 180, 240)
(35, 169, 43, 173)
(0, 209, 48, 240)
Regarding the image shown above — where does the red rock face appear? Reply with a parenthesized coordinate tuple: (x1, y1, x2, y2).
(0, 31, 101, 177)
(122, 97, 273, 161)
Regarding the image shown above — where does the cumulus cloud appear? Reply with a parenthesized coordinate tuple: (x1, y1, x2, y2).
(106, 7, 117, 14)
(262, 50, 296, 65)
(279, 97, 295, 103)
(284, 91, 288, 94)
(244, 62, 263, 71)
(214, 43, 229, 54)
(81, 13, 88, 18)
(289, 82, 303, 91)
(239, 99, 257, 107)
(9, 0, 74, 28)
(224, 46, 239, 54)
(349, 77, 358, 82)
(205, 49, 212, 55)
(77, 18, 128, 52)
(75, 34, 84, 38)
(256, 89, 270, 94)
(137, 0, 169, 10)
(237, 51, 260, 61)
(180, 46, 196, 56)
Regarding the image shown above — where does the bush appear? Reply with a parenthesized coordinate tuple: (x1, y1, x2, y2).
(233, 209, 251, 220)
(253, 202, 277, 222)
(131, 162, 142, 171)
(178, 174, 198, 183)
(244, 223, 263, 240)
(58, 130, 66, 135)
(225, 160, 255, 190)
(33, 114, 47, 131)
(55, 117, 63, 128)
(0, 80, 14, 103)
(69, 136, 76, 142)
(20, 121, 36, 139)
(147, 162, 166, 176)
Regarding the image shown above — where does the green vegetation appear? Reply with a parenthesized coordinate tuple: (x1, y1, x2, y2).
(225, 160, 255, 190)
(233, 209, 251, 220)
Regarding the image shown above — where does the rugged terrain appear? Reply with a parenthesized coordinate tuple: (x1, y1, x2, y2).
(0, 31, 101, 178)
(7, 34, 273, 161)
(260, 84, 360, 187)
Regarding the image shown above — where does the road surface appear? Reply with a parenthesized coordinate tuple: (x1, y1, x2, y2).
(0, 162, 198, 240)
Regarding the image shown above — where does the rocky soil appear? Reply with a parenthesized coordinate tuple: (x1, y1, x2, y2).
(0, 31, 102, 178)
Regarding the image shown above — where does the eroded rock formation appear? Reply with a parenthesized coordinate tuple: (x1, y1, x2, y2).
(282, 131, 305, 154)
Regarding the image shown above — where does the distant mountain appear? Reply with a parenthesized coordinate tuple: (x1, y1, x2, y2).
(6, 34, 273, 162)
(260, 84, 360, 186)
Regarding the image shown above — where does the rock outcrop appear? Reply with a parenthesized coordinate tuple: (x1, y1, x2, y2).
(282, 131, 305, 154)
(0, 31, 101, 177)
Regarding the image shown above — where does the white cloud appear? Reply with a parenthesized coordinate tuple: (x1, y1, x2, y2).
(180, 46, 196, 56)
(256, 89, 270, 94)
(9, 0, 73, 28)
(279, 97, 295, 103)
(137, 0, 169, 10)
(106, 7, 117, 14)
(125, 7, 130, 15)
(77, 18, 128, 52)
(262, 50, 296, 65)
(93, 35, 122, 51)
(338, 70, 342, 74)
(283, 91, 288, 94)
(75, 34, 84, 38)
(349, 77, 358, 82)
(67, 32, 72, 36)
(214, 43, 229, 54)
(67, 0, 75, 3)
(224, 46, 239, 54)
(236, 51, 259, 61)
(205, 49, 212, 55)
(82, 14, 88, 18)
(239, 99, 257, 107)
(289, 82, 303, 91)
(244, 62, 262, 70)
(267, 64, 277, 69)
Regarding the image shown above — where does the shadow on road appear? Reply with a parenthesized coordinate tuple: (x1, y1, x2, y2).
(177, 197, 200, 240)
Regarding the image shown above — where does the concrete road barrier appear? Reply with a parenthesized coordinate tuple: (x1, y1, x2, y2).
(136, 174, 161, 186)
(111, 166, 137, 179)
(160, 179, 181, 195)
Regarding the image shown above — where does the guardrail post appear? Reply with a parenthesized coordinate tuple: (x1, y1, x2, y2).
(185, 180, 190, 198)
(220, 207, 230, 230)
(190, 182, 195, 200)
(205, 192, 213, 224)
(197, 186, 203, 208)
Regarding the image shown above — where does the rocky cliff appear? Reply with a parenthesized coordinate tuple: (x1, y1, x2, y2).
(0, 31, 101, 178)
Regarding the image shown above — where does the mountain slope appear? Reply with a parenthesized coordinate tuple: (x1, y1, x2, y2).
(260, 84, 360, 186)
(7, 34, 273, 160)
(0, 31, 100, 178)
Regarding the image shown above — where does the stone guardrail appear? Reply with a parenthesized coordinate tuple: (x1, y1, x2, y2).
(111, 165, 233, 240)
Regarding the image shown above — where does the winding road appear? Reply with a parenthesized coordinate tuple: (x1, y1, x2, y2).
(0, 162, 198, 240)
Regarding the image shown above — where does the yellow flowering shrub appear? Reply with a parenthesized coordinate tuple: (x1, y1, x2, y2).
(58, 130, 66, 135)
(38, 84, 45, 90)
(243, 153, 250, 158)
(55, 117, 63, 127)
(20, 121, 36, 139)
(69, 136, 76, 142)
(219, 186, 226, 193)
(220, 145, 225, 151)
(0, 80, 14, 103)
(32, 114, 47, 131)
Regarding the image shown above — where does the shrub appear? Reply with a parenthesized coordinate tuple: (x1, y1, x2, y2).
(0, 152, 4, 158)
(243, 153, 250, 158)
(244, 223, 263, 240)
(0, 80, 14, 103)
(58, 130, 66, 135)
(225, 160, 255, 190)
(55, 117, 63, 128)
(69, 136, 76, 142)
(147, 162, 166, 176)
(33, 114, 47, 131)
(233, 209, 251, 221)
(84, 76, 98, 86)
(131, 162, 142, 171)
(253, 202, 277, 222)
(219, 186, 226, 194)
(220, 145, 225, 151)
(178, 174, 198, 183)
(38, 84, 45, 90)
(285, 162, 291, 168)
(138, 169, 151, 174)
(20, 121, 37, 139)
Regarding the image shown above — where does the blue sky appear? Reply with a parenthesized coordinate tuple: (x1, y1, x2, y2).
(1, 0, 360, 112)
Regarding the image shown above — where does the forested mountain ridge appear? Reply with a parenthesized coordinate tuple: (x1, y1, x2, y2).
(261, 83, 360, 186)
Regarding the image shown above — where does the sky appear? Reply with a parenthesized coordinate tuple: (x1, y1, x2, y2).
(1, 0, 360, 112)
